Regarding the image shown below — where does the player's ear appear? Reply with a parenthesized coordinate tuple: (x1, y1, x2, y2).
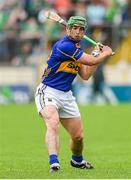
(66, 27, 70, 35)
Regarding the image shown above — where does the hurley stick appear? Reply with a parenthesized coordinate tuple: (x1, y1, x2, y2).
(44, 10, 115, 55)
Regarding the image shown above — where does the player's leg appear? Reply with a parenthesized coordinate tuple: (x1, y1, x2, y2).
(61, 117, 83, 156)
(40, 106, 60, 172)
(60, 117, 93, 169)
(35, 84, 61, 172)
(59, 90, 93, 169)
(40, 106, 60, 155)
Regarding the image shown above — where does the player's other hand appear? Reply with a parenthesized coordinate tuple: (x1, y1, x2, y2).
(102, 45, 113, 56)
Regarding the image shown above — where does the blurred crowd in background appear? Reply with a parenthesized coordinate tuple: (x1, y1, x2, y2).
(0, 0, 131, 66)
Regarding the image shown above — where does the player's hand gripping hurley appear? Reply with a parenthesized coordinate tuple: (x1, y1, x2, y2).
(44, 11, 115, 55)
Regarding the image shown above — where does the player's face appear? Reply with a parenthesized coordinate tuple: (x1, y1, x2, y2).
(67, 25, 85, 41)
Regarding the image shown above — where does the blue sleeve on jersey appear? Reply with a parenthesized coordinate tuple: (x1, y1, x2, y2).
(56, 42, 83, 61)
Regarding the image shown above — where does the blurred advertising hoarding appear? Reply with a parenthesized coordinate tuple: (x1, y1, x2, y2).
(0, 66, 38, 104)
(0, 85, 30, 104)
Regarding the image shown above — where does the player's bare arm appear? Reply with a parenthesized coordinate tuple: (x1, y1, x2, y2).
(78, 45, 112, 80)
(77, 45, 113, 66)
(78, 64, 98, 80)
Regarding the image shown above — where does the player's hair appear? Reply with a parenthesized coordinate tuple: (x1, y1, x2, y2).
(67, 16, 87, 30)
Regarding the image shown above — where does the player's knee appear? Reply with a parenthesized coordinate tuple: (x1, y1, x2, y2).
(46, 118, 59, 133)
(41, 111, 59, 132)
(48, 123, 59, 133)
(72, 132, 84, 142)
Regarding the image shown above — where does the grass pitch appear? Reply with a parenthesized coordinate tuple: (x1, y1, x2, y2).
(0, 103, 131, 179)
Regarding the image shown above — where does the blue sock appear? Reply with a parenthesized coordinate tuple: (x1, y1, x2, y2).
(49, 154, 59, 165)
(72, 155, 83, 162)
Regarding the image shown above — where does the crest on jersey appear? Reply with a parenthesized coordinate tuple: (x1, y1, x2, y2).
(75, 43, 81, 48)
